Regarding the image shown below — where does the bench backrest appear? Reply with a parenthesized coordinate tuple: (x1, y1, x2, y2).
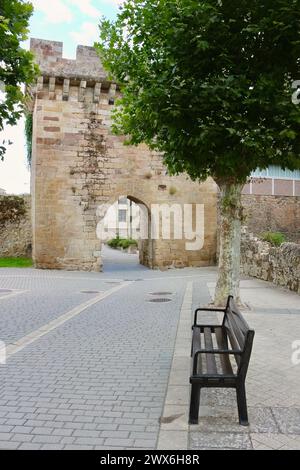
(223, 296, 255, 377)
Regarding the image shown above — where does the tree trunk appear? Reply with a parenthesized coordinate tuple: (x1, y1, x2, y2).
(214, 180, 244, 306)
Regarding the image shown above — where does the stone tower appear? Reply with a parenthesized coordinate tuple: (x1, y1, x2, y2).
(30, 39, 218, 271)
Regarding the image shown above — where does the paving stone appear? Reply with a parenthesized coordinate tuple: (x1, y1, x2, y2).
(73, 430, 101, 438)
(5, 419, 26, 426)
(272, 407, 300, 434)
(32, 435, 62, 444)
(0, 425, 13, 433)
(18, 443, 42, 450)
(0, 440, 20, 449)
(134, 439, 157, 448)
(101, 430, 129, 439)
(64, 444, 94, 450)
(74, 437, 104, 446)
(11, 434, 34, 442)
(189, 432, 253, 450)
(40, 444, 65, 450)
(0, 432, 13, 441)
(104, 438, 135, 447)
(157, 430, 188, 450)
(31, 427, 55, 435)
(249, 407, 280, 434)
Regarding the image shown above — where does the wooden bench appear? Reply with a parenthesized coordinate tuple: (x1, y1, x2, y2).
(189, 295, 255, 426)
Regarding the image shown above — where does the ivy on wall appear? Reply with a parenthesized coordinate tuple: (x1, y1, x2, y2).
(25, 113, 33, 166)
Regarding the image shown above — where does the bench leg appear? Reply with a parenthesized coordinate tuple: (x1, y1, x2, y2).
(189, 384, 201, 425)
(236, 383, 249, 426)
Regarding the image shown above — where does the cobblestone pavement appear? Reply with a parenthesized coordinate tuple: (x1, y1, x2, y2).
(1, 247, 299, 450)
(0, 247, 214, 450)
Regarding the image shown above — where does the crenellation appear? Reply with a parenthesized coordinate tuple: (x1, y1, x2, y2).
(78, 80, 87, 102)
(63, 79, 70, 101)
(30, 38, 63, 63)
(30, 39, 107, 85)
(94, 83, 102, 103)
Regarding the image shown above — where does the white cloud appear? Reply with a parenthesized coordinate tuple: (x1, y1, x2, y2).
(69, 22, 100, 46)
(31, 0, 73, 24)
(67, 0, 102, 18)
(105, 0, 124, 5)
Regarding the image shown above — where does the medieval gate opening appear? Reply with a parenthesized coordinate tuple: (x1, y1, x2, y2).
(99, 195, 153, 270)
(29, 38, 218, 272)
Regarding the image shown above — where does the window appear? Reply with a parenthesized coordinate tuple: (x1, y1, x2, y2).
(118, 209, 127, 223)
(118, 197, 127, 204)
(251, 165, 300, 180)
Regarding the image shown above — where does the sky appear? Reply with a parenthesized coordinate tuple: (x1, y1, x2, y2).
(0, 0, 122, 194)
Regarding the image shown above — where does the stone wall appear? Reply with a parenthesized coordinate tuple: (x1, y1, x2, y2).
(0, 195, 32, 258)
(242, 194, 300, 243)
(241, 232, 300, 294)
(30, 39, 218, 271)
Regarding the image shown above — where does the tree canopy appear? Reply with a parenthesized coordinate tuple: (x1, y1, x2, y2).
(0, 0, 37, 160)
(97, 0, 300, 184)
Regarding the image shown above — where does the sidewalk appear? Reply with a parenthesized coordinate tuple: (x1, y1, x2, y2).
(0, 264, 299, 450)
(158, 275, 300, 450)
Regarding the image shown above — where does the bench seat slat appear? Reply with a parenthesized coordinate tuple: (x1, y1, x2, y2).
(203, 327, 217, 374)
(215, 327, 234, 376)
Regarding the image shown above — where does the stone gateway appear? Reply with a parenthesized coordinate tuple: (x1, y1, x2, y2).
(29, 39, 218, 271)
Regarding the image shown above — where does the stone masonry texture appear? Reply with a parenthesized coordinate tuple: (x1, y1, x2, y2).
(241, 232, 300, 294)
(242, 194, 300, 243)
(0, 195, 32, 258)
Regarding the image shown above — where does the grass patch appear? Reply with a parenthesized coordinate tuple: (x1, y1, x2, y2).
(0, 257, 33, 268)
(260, 231, 286, 247)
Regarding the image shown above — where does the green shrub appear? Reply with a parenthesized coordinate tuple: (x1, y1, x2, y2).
(260, 231, 286, 246)
(107, 236, 120, 248)
(119, 238, 138, 249)
(107, 237, 138, 249)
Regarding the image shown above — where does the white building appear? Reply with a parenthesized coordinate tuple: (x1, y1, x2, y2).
(101, 197, 141, 240)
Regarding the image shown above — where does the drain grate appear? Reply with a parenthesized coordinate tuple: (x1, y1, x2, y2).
(149, 292, 173, 296)
(148, 298, 172, 303)
(0, 289, 13, 293)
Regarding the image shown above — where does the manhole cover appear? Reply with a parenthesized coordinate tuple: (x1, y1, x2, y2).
(149, 292, 173, 296)
(148, 298, 172, 303)
(0, 289, 13, 293)
(80, 290, 101, 294)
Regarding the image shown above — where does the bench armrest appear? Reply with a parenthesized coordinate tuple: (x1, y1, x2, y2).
(194, 307, 226, 327)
